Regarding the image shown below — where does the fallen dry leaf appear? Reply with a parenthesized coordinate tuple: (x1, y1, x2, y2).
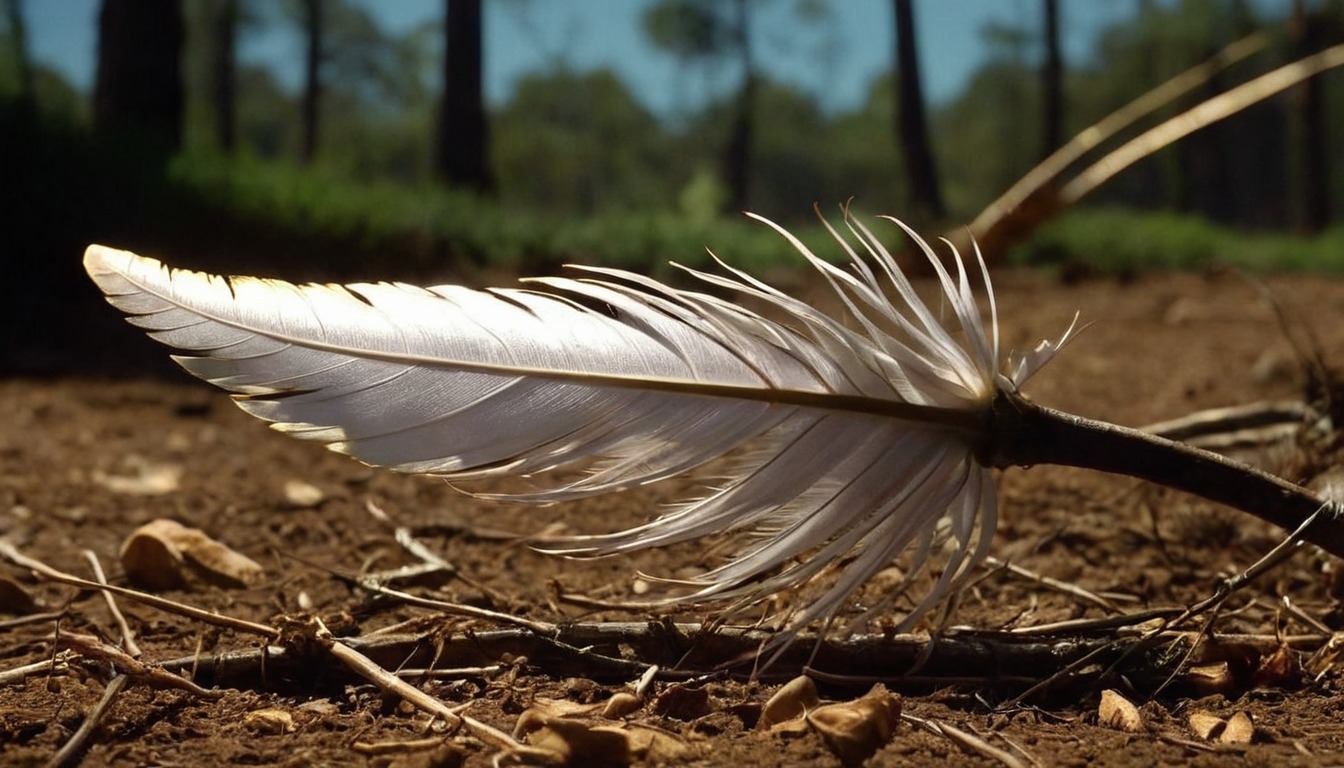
(514, 696, 690, 766)
(759, 675, 820, 731)
(1187, 710, 1224, 740)
(1251, 643, 1300, 689)
(1220, 711, 1254, 744)
(613, 723, 689, 762)
(1098, 689, 1143, 733)
(525, 717, 632, 766)
(120, 519, 265, 590)
(244, 708, 295, 734)
(806, 684, 901, 765)
(651, 682, 711, 721)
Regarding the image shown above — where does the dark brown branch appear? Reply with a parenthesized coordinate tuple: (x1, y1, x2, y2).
(155, 620, 1288, 697)
(987, 390, 1344, 558)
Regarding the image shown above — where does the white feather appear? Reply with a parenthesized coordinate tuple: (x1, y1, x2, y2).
(83, 213, 1072, 633)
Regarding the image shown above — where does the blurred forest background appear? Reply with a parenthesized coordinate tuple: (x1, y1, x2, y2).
(4, 0, 1344, 371)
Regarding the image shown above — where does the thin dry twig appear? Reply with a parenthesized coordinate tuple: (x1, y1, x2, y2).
(312, 617, 550, 762)
(0, 653, 73, 687)
(351, 736, 453, 755)
(365, 498, 516, 606)
(1141, 401, 1316, 447)
(81, 549, 141, 658)
(0, 540, 279, 640)
(984, 556, 1133, 613)
(965, 32, 1267, 257)
(1008, 608, 1182, 635)
(1060, 44, 1344, 204)
(354, 578, 558, 636)
(56, 632, 222, 699)
(0, 610, 66, 630)
(45, 674, 129, 768)
(903, 713, 1028, 768)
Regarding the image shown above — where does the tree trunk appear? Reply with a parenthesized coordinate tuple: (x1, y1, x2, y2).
(1290, 0, 1330, 232)
(720, 0, 753, 213)
(94, 0, 185, 156)
(892, 0, 944, 219)
(435, 0, 493, 193)
(1040, 0, 1063, 160)
(300, 0, 323, 165)
(211, 0, 238, 152)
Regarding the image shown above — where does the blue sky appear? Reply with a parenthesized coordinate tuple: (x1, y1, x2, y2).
(27, 1, 1146, 116)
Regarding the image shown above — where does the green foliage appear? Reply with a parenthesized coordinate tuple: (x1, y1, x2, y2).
(642, 0, 740, 59)
(1014, 207, 1344, 275)
(168, 151, 851, 276)
(492, 69, 674, 216)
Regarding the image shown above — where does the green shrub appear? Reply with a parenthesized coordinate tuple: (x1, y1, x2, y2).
(1014, 207, 1344, 275)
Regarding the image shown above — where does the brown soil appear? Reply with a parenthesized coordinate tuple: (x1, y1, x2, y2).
(6, 268, 1344, 766)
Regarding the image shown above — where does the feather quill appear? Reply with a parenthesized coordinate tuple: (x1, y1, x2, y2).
(83, 213, 1073, 634)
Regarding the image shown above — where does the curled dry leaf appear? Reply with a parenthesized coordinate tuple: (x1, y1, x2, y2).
(1251, 643, 1300, 689)
(650, 682, 711, 721)
(805, 684, 901, 766)
(244, 708, 295, 734)
(282, 479, 326, 509)
(516, 704, 688, 766)
(120, 518, 265, 590)
(1220, 711, 1255, 745)
(1187, 710, 1225, 740)
(1097, 689, 1144, 733)
(1184, 661, 1235, 696)
(758, 675, 820, 731)
(601, 692, 643, 720)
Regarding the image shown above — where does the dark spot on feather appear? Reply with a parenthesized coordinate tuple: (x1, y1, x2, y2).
(345, 286, 377, 307)
(563, 292, 620, 319)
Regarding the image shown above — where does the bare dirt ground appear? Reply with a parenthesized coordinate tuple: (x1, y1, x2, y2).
(6, 267, 1344, 766)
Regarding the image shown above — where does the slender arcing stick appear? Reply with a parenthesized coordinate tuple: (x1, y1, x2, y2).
(56, 632, 222, 698)
(1140, 401, 1317, 444)
(1060, 44, 1344, 204)
(82, 550, 141, 658)
(354, 575, 558, 636)
(983, 556, 1130, 613)
(967, 32, 1267, 248)
(45, 674, 128, 768)
(902, 713, 1029, 768)
(312, 617, 550, 762)
(0, 541, 279, 640)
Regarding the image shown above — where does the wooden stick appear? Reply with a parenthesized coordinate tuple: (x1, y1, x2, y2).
(988, 390, 1344, 559)
(46, 674, 128, 768)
